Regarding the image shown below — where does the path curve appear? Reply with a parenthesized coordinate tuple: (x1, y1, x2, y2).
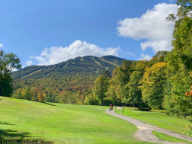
(106, 110, 192, 144)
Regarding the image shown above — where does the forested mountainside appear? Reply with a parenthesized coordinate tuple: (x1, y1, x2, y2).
(12, 55, 126, 104)
(13, 55, 124, 80)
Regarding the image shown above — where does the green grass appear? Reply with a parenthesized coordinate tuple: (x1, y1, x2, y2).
(152, 131, 191, 144)
(115, 107, 192, 137)
(0, 97, 153, 144)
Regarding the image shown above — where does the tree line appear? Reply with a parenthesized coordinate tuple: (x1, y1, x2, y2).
(12, 74, 93, 104)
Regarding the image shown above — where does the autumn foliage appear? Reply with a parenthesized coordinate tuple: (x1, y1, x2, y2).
(185, 86, 192, 97)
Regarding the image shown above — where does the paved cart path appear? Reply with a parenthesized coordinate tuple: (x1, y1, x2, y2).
(106, 110, 192, 144)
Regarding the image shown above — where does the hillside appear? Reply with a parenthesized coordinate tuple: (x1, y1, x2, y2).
(12, 55, 124, 80)
(12, 56, 126, 104)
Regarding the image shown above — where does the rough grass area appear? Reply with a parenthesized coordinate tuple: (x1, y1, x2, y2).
(115, 107, 192, 137)
(0, 97, 153, 144)
(152, 131, 191, 144)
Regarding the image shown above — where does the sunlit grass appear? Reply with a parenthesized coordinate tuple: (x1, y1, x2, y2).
(0, 97, 153, 144)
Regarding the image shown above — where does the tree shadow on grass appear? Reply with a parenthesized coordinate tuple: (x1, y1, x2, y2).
(0, 129, 54, 144)
(0, 125, 54, 144)
(0, 129, 30, 139)
(0, 121, 15, 126)
(0, 122, 28, 140)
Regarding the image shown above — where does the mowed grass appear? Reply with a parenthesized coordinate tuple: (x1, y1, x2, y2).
(115, 107, 192, 137)
(152, 131, 190, 144)
(0, 97, 153, 144)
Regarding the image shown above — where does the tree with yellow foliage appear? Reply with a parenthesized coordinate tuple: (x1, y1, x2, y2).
(142, 62, 167, 109)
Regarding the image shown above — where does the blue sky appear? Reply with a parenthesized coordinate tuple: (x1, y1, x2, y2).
(0, 0, 177, 66)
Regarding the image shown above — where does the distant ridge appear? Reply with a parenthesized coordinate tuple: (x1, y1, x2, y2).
(12, 55, 125, 80)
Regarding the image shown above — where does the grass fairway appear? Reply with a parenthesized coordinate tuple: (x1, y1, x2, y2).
(0, 97, 153, 144)
(115, 107, 192, 137)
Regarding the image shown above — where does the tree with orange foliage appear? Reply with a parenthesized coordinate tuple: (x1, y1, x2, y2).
(185, 86, 192, 97)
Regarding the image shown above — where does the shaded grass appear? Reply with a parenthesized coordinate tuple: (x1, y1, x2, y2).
(0, 97, 153, 144)
(0, 129, 30, 140)
(115, 107, 192, 137)
(0, 129, 54, 144)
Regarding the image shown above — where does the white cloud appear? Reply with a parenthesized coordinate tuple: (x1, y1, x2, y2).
(30, 40, 119, 65)
(118, 3, 178, 52)
(26, 60, 33, 66)
(141, 54, 152, 60)
(0, 43, 3, 49)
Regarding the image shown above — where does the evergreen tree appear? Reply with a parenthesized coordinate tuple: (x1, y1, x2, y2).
(126, 61, 147, 108)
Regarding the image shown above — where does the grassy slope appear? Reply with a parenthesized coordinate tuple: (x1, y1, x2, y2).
(0, 97, 152, 144)
(115, 107, 192, 137)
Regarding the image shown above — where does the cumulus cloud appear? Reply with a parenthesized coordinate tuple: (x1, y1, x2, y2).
(118, 3, 178, 52)
(25, 60, 33, 66)
(30, 40, 119, 65)
(0, 43, 3, 49)
(141, 54, 152, 60)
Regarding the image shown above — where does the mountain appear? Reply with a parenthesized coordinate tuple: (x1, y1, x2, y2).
(13, 55, 124, 80)
(12, 55, 126, 104)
